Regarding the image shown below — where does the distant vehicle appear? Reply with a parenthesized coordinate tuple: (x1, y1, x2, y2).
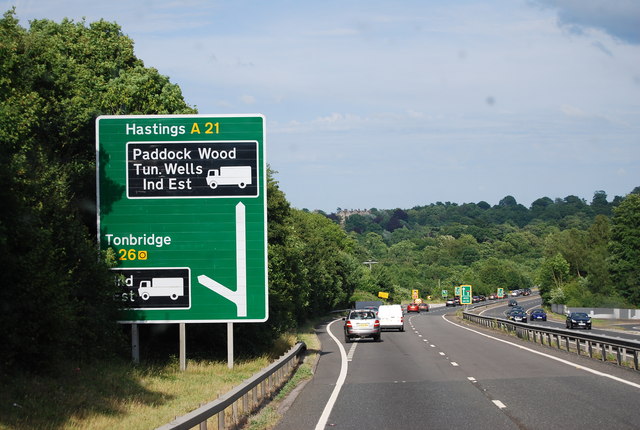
(472, 296, 480, 303)
(407, 303, 420, 313)
(355, 301, 383, 312)
(418, 303, 430, 312)
(522, 288, 532, 296)
(454, 296, 461, 305)
(206, 166, 252, 189)
(445, 298, 456, 307)
(508, 299, 518, 307)
(566, 312, 592, 330)
(138, 277, 184, 300)
(479, 295, 486, 301)
(344, 310, 381, 342)
(488, 294, 497, 300)
(511, 290, 521, 297)
(529, 309, 547, 321)
(508, 310, 527, 323)
(377, 305, 404, 331)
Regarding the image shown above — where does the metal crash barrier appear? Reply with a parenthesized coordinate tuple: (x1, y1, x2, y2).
(157, 341, 307, 430)
(463, 311, 640, 371)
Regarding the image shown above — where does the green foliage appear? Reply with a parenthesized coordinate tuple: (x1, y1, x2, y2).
(337, 188, 637, 307)
(609, 193, 640, 306)
(0, 10, 195, 372)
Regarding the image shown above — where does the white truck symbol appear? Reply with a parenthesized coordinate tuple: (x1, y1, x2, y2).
(206, 166, 251, 189)
(138, 277, 184, 301)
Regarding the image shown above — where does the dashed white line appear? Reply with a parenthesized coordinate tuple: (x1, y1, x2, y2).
(468, 377, 477, 382)
(346, 342, 357, 362)
(451, 362, 459, 366)
(493, 400, 507, 409)
(439, 352, 446, 356)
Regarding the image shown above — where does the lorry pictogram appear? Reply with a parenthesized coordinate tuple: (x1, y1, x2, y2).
(138, 277, 184, 301)
(206, 166, 252, 189)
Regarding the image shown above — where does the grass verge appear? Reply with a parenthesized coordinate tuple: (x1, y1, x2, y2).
(0, 323, 322, 430)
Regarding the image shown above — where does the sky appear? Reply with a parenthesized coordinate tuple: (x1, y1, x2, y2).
(4, 0, 640, 212)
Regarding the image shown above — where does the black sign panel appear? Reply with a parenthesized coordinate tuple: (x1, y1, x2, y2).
(126, 141, 258, 198)
(113, 267, 191, 309)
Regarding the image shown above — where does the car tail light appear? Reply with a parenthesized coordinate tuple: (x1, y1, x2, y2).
(346, 321, 352, 328)
(374, 320, 380, 327)
(401, 317, 404, 323)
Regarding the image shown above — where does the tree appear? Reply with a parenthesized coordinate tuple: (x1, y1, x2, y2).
(0, 10, 195, 371)
(609, 193, 640, 306)
(538, 254, 570, 303)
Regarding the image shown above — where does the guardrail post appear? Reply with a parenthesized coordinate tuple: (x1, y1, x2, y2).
(218, 408, 225, 430)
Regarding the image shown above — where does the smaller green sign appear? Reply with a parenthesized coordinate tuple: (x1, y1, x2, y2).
(497, 287, 504, 297)
(455, 286, 461, 296)
(460, 285, 472, 305)
(442, 290, 448, 297)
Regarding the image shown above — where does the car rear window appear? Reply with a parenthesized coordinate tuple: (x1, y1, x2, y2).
(350, 311, 375, 319)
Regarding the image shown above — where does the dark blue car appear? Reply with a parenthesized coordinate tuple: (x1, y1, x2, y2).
(529, 308, 547, 321)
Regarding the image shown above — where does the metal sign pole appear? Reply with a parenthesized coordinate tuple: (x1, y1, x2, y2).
(227, 322, 234, 369)
(179, 323, 186, 371)
(131, 323, 140, 364)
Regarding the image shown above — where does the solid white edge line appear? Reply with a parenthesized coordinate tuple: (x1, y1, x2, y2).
(441, 314, 640, 390)
(315, 319, 349, 430)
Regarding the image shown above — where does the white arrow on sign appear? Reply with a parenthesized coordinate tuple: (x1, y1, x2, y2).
(197, 202, 247, 317)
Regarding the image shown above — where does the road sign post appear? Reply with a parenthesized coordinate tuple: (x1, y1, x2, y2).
(96, 114, 267, 323)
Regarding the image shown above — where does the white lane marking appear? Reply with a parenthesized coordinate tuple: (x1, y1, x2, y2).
(442, 315, 640, 390)
(430, 344, 436, 348)
(468, 377, 477, 382)
(451, 362, 459, 366)
(346, 342, 357, 362)
(493, 400, 507, 409)
(315, 319, 349, 430)
(439, 352, 446, 356)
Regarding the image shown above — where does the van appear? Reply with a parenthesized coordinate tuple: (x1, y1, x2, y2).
(377, 304, 404, 332)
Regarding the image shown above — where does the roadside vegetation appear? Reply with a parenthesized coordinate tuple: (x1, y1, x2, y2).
(1, 8, 639, 429)
(330, 190, 640, 310)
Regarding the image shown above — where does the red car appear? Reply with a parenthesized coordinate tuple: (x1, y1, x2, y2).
(418, 303, 430, 312)
(407, 303, 420, 313)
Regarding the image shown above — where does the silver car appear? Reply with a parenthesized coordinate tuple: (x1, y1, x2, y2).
(344, 310, 381, 342)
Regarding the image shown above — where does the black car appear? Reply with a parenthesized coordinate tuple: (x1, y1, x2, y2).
(505, 307, 524, 317)
(508, 310, 527, 323)
(566, 312, 592, 330)
(529, 308, 547, 321)
(508, 299, 518, 307)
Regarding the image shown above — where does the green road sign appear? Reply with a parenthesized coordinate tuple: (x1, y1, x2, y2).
(96, 114, 267, 323)
(442, 290, 448, 297)
(455, 286, 461, 296)
(497, 287, 504, 298)
(460, 285, 472, 305)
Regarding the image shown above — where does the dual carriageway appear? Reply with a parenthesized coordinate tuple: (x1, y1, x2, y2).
(275, 296, 640, 430)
